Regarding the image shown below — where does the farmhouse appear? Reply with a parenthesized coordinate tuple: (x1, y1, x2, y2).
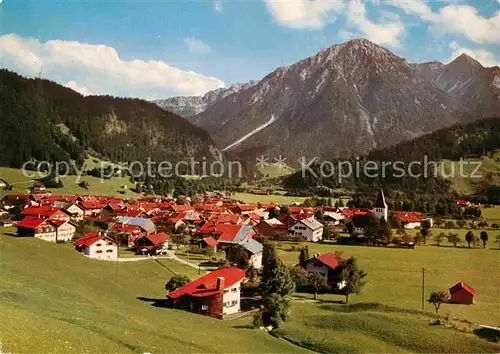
(392, 211, 423, 229)
(16, 217, 76, 242)
(21, 206, 71, 221)
(167, 267, 246, 318)
(449, 282, 475, 305)
(215, 224, 256, 246)
(199, 236, 218, 252)
(134, 232, 170, 255)
(54, 202, 85, 222)
(303, 253, 345, 289)
(226, 238, 263, 269)
(73, 232, 119, 260)
(254, 219, 288, 239)
(288, 217, 324, 242)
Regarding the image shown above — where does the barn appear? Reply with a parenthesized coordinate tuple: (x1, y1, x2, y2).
(449, 282, 475, 305)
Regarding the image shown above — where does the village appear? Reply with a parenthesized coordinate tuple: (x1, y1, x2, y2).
(1, 179, 497, 326)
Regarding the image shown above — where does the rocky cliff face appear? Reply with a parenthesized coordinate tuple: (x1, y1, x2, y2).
(190, 39, 468, 163)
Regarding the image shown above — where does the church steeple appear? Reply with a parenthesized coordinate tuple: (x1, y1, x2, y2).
(374, 189, 388, 221)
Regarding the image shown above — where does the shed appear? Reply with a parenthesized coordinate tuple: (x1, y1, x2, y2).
(449, 282, 475, 305)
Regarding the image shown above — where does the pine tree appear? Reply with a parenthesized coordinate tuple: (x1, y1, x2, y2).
(260, 243, 295, 297)
(298, 246, 310, 266)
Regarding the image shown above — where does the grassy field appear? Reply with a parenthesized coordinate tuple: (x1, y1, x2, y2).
(0, 166, 140, 198)
(482, 206, 500, 224)
(0, 229, 303, 353)
(439, 154, 500, 195)
(232, 192, 307, 204)
(276, 301, 499, 353)
(276, 239, 500, 325)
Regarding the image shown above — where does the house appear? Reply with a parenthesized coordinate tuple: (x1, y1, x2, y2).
(215, 224, 256, 246)
(322, 210, 344, 226)
(108, 222, 145, 248)
(227, 238, 263, 269)
(114, 216, 156, 234)
(134, 232, 170, 255)
(21, 206, 71, 221)
(16, 217, 76, 242)
(54, 202, 85, 222)
(302, 253, 345, 289)
(288, 217, 324, 242)
(0, 179, 8, 189)
(167, 267, 246, 318)
(449, 282, 475, 305)
(79, 199, 106, 216)
(254, 219, 288, 239)
(200, 236, 218, 252)
(392, 211, 423, 229)
(74, 232, 119, 260)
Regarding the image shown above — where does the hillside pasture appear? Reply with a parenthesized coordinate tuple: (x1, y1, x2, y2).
(275, 240, 500, 325)
(0, 230, 302, 353)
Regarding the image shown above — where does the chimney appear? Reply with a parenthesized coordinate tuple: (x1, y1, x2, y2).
(216, 277, 225, 291)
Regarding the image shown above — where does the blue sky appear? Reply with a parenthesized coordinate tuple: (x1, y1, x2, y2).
(1, 0, 499, 99)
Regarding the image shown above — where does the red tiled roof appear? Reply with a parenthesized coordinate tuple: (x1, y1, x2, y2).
(170, 205, 194, 212)
(314, 253, 341, 270)
(21, 206, 63, 218)
(74, 232, 106, 247)
(449, 282, 475, 296)
(16, 217, 48, 229)
(143, 232, 169, 246)
(209, 214, 240, 224)
(202, 236, 218, 247)
(167, 267, 245, 300)
(237, 204, 257, 212)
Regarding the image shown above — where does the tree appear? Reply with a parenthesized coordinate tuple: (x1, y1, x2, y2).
(427, 291, 449, 315)
(259, 243, 296, 297)
(246, 264, 259, 285)
(435, 232, 446, 246)
(378, 217, 392, 242)
(298, 246, 310, 266)
(340, 257, 367, 305)
(465, 231, 474, 248)
(447, 233, 461, 247)
(289, 266, 311, 289)
(420, 227, 431, 244)
(308, 272, 328, 300)
(480, 231, 488, 248)
(226, 245, 250, 269)
(165, 275, 190, 291)
(364, 215, 380, 244)
(268, 208, 279, 220)
(260, 293, 291, 328)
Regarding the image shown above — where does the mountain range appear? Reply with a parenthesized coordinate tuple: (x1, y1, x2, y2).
(155, 39, 499, 164)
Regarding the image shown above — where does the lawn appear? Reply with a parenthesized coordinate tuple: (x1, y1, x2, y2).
(276, 301, 499, 353)
(0, 231, 302, 353)
(482, 206, 500, 224)
(275, 238, 500, 325)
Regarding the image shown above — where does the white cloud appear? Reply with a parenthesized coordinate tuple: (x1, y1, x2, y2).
(389, 0, 500, 44)
(215, 0, 223, 13)
(184, 37, 212, 53)
(346, 0, 405, 47)
(0, 33, 224, 99)
(265, 0, 345, 29)
(448, 41, 499, 67)
(65, 80, 92, 96)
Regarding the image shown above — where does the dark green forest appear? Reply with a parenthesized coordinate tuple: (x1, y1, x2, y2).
(284, 117, 500, 201)
(0, 69, 220, 168)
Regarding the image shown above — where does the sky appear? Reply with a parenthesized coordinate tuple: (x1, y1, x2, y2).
(1, 0, 499, 99)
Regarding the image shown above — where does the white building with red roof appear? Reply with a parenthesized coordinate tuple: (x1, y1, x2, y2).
(302, 253, 345, 289)
(167, 267, 246, 318)
(73, 232, 118, 260)
(16, 217, 76, 242)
